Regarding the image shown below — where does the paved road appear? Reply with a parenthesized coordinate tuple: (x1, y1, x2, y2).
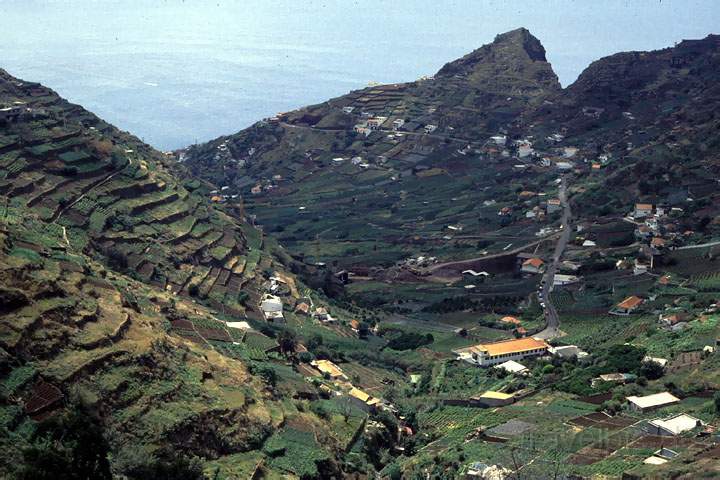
(676, 239, 720, 250)
(535, 177, 572, 340)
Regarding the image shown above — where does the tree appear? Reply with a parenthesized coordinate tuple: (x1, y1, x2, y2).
(640, 361, 664, 380)
(122, 451, 206, 480)
(15, 405, 112, 480)
(714, 391, 720, 415)
(277, 329, 297, 356)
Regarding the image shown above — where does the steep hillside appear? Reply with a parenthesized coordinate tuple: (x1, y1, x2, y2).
(182, 29, 565, 273)
(182, 31, 720, 276)
(0, 69, 255, 312)
(0, 70, 380, 479)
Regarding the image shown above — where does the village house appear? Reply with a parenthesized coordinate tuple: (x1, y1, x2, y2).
(644, 448, 679, 465)
(311, 359, 347, 380)
(500, 316, 521, 326)
(627, 392, 681, 413)
(591, 373, 637, 388)
(651, 237, 666, 249)
(643, 356, 669, 369)
(473, 391, 515, 407)
(555, 161, 573, 171)
(521, 257, 545, 274)
(353, 124, 371, 136)
(463, 462, 511, 480)
(348, 387, 381, 412)
(489, 135, 507, 146)
(659, 312, 689, 330)
(392, 118, 405, 130)
(494, 360, 529, 376)
(517, 141, 534, 158)
(610, 296, 643, 315)
(553, 274, 580, 286)
(645, 414, 702, 436)
(455, 337, 549, 367)
(260, 294, 284, 323)
(549, 345, 588, 359)
(314, 306, 335, 323)
(424, 124, 438, 134)
(294, 302, 310, 315)
(563, 146, 579, 158)
(633, 260, 649, 275)
(349, 319, 361, 333)
(546, 198, 561, 213)
(367, 116, 387, 130)
(342, 106, 355, 114)
(634, 203, 654, 219)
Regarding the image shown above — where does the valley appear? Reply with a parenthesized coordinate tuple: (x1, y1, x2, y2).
(2, 27, 720, 480)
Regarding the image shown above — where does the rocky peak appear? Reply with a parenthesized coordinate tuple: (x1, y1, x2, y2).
(436, 28, 560, 92)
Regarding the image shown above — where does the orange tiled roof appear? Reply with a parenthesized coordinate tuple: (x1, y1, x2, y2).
(651, 237, 666, 247)
(500, 316, 521, 325)
(618, 296, 643, 309)
(474, 337, 548, 357)
(523, 258, 544, 268)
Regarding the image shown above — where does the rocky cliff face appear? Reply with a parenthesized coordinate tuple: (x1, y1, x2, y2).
(437, 27, 560, 93)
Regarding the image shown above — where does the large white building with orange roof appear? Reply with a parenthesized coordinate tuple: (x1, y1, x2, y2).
(455, 337, 549, 367)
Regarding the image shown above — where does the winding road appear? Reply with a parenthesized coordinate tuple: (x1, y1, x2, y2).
(535, 176, 572, 340)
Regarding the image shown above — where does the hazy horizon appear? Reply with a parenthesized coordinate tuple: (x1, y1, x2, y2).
(1, 0, 718, 150)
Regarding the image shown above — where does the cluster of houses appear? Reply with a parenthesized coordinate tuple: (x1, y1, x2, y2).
(350, 110, 437, 138)
(496, 192, 563, 223)
(308, 359, 395, 414)
(479, 131, 610, 176)
(631, 202, 695, 252)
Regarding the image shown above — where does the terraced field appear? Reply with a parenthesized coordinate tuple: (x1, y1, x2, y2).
(0, 69, 267, 310)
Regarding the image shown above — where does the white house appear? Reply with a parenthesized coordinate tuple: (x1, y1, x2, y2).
(517, 142, 533, 158)
(489, 135, 507, 146)
(627, 392, 681, 413)
(553, 274, 580, 286)
(645, 414, 702, 436)
(261, 294, 282, 313)
(549, 345, 588, 359)
(494, 360, 529, 376)
(563, 147, 579, 158)
(455, 338, 549, 367)
(392, 118, 405, 130)
(424, 124, 437, 134)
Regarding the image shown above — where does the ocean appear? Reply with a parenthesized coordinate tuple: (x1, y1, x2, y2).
(1, 0, 717, 150)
